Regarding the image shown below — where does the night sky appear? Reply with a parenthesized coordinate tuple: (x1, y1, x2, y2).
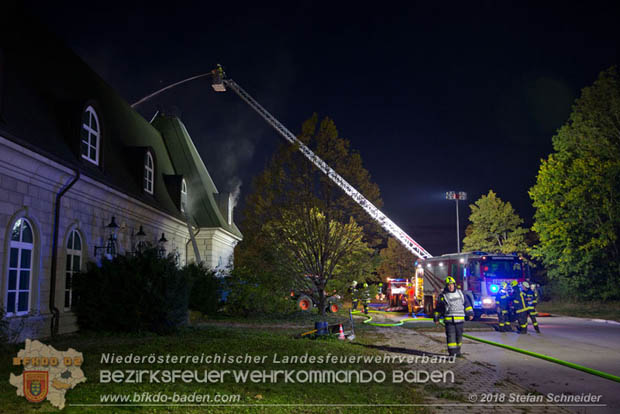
(28, 1, 619, 255)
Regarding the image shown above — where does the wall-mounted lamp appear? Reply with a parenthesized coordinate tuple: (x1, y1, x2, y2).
(94, 216, 119, 258)
(134, 225, 147, 254)
(158, 233, 168, 258)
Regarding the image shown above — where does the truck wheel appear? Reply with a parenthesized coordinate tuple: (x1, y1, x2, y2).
(328, 302, 340, 313)
(297, 295, 313, 312)
(424, 296, 434, 316)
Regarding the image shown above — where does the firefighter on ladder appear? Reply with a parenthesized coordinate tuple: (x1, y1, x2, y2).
(496, 282, 512, 332)
(212, 64, 224, 81)
(434, 276, 474, 357)
(522, 281, 541, 333)
(511, 280, 529, 334)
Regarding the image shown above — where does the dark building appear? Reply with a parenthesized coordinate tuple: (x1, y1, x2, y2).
(0, 5, 241, 340)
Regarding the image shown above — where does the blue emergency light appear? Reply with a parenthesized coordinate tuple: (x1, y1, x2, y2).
(489, 284, 499, 293)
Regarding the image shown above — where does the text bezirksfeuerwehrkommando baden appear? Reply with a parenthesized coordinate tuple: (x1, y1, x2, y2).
(99, 369, 454, 384)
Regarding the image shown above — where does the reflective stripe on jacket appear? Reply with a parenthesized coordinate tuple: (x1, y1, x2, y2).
(512, 288, 528, 313)
(434, 288, 474, 323)
(444, 290, 466, 318)
(524, 289, 537, 310)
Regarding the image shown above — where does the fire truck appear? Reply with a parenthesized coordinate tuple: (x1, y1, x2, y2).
(416, 252, 530, 319)
(386, 278, 408, 307)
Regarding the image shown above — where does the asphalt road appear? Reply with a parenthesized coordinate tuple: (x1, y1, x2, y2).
(367, 311, 620, 413)
(461, 315, 620, 414)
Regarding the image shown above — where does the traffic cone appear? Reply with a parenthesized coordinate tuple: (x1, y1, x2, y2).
(338, 324, 345, 340)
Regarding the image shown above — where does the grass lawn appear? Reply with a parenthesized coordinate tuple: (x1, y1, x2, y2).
(2, 315, 431, 414)
(537, 300, 620, 322)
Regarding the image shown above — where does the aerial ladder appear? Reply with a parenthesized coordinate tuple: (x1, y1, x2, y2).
(211, 66, 435, 267)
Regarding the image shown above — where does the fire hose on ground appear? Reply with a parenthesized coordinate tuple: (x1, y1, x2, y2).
(350, 309, 620, 384)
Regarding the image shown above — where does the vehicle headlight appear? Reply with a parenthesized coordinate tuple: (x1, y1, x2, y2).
(482, 298, 494, 305)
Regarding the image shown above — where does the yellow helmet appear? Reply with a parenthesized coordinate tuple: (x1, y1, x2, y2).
(501, 282, 508, 289)
(510, 280, 518, 287)
(445, 276, 456, 285)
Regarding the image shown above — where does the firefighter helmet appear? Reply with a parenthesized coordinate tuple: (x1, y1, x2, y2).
(522, 281, 530, 289)
(445, 276, 456, 285)
(510, 280, 518, 287)
(363, 283, 368, 288)
(351, 281, 357, 286)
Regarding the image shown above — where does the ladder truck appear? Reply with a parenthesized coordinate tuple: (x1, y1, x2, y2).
(211, 66, 445, 314)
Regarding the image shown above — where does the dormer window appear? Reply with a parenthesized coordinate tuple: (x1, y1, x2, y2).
(180, 179, 187, 212)
(80, 105, 100, 165)
(144, 151, 154, 194)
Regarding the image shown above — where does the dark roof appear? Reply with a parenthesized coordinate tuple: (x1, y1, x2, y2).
(153, 114, 242, 237)
(0, 4, 240, 238)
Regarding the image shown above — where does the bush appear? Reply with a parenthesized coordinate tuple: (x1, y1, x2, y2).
(223, 266, 296, 317)
(74, 248, 189, 334)
(183, 263, 221, 316)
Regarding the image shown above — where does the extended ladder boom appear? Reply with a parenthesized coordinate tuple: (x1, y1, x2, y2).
(222, 78, 432, 260)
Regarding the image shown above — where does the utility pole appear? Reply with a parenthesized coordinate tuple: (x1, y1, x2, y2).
(446, 191, 467, 253)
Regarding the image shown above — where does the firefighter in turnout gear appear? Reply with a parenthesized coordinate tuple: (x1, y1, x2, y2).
(434, 276, 474, 357)
(362, 283, 372, 314)
(406, 279, 417, 317)
(213, 64, 225, 81)
(350, 281, 359, 310)
(511, 281, 530, 334)
(508, 280, 518, 328)
(496, 282, 512, 332)
(522, 281, 541, 333)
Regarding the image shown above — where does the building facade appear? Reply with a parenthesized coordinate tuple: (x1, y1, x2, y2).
(0, 7, 242, 340)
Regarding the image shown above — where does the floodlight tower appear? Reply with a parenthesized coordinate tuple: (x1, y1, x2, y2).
(446, 191, 467, 253)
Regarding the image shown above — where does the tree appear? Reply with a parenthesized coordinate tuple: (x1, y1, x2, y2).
(377, 238, 417, 282)
(263, 208, 374, 315)
(462, 190, 529, 255)
(529, 67, 620, 300)
(236, 114, 384, 316)
(240, 113, 385, 246)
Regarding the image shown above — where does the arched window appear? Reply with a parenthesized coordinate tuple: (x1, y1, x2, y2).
(81, 105, 100, 165)
(180, 178, 187, 213)
(144, 151, 154, 194)
(6, 218, 34, 315)
(65, 230, 82, 310)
